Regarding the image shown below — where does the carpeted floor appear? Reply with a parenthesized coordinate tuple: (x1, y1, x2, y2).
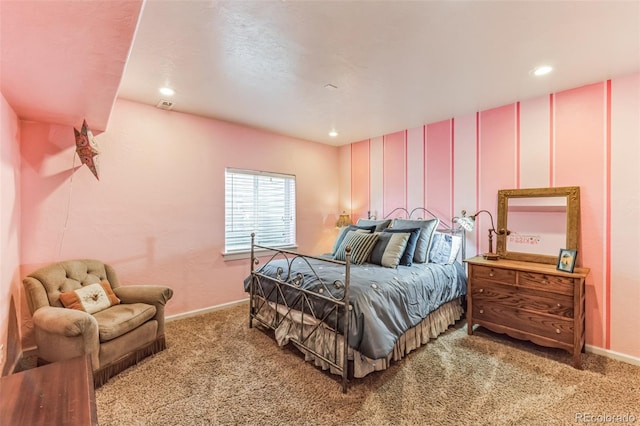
(96, 303, 640, 426)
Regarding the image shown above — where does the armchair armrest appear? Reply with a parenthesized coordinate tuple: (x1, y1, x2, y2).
(32, 306, 100, 368)
(33, 306, 98, 337)
(113, 286, 173, 306)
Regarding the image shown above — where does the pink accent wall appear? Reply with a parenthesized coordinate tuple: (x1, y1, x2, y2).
(453, 114, 478, 258)
(520, 95, 551, 188)
(610, 73, 640, 357)
(350, 140, 370, 221)
(382, 131, 406, 217)
(425, 119, 453, 220)
(555, 83, 607, 348)
(0, 92, 22, 373)
(342, 74, 640, 361)
(406, 127, 425, 212)
(478, 104, 517, 254)
(18, 99, 340, 346)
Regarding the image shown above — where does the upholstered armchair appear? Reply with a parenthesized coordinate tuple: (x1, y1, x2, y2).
(23, 259, 173, 387)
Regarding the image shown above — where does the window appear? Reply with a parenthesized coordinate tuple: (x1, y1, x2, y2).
(225, 168, 296, 253)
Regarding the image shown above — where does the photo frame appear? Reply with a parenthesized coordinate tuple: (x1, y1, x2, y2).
(556, 248, 577, 273)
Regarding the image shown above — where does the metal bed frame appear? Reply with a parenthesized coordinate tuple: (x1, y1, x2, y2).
(248, 208, 465, 393)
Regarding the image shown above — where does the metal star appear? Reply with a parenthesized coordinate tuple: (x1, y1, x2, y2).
(74, 120, 100, 180)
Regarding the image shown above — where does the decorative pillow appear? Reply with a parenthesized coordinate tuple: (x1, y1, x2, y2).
(59, 281, 120, 314)
(334, 230, 379, 264)
(391, 218, 439, 263)
(356, 218, 392, 232)
(429, 232, 463, 264)
(331, 224, 376, 255)
(383, 228, 421, 266)
(369, 232, 410, 268)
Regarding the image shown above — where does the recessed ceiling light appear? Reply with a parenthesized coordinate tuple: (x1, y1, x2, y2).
(532, 66, 553, 76)
(159, 87, 175, 96)
(329, 130, 338, 137)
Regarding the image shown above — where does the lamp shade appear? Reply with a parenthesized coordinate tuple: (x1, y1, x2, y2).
(457, 216, 475, 232)
(336, 212, 351, 228)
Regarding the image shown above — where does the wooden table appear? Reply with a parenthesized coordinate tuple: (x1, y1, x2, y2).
(0, 355, 97, 425)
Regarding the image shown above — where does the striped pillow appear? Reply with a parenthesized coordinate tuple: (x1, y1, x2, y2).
(334, 230, 379, 264)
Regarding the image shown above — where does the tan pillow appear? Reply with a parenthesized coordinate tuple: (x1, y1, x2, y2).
(59, 281, 120, 314)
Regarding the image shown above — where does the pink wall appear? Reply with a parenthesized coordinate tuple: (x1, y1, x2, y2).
(339, 73, 640, 361)
(383, 131, 406, 217)
(425, 120, 453, 221)
(18, 99, 340, 346)
(0, 92, 22, 374)
(350, 140, 370, 221)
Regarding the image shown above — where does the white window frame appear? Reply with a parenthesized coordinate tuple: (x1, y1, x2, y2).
(223, 168, 297, 260)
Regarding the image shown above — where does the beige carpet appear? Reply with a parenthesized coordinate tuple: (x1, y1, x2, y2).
(96, 303, 640, 426)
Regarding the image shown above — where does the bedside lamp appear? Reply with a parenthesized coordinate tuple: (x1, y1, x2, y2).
(454, 210, 509, 261)
(336, 211, 352, 228)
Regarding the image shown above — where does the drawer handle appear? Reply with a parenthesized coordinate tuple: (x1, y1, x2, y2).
(479, 309, 484, 314)
(479, 288, 484, 293)
(557, 303, 562, 308)
(489, 272, 495, 277)
(555, 329, 561, 334)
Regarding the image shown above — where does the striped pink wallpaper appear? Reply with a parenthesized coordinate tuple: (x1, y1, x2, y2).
(382, 131, 407, 218)
(425, 120, 453, 221)
(350, 140, 370, 222)
(339, 73, 640, 362)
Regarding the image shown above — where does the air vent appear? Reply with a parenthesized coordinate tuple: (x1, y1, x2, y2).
(156, 99, 174, 110)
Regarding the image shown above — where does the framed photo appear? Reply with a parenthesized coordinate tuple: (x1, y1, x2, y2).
(557, 248, 577, 273)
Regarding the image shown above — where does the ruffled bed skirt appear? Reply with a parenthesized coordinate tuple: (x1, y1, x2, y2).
(254, 297, 464, 378)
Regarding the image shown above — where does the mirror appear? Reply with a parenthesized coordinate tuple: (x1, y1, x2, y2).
(496, 186, 580, 264)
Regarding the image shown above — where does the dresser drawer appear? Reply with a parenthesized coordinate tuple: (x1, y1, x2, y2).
(471, 265, 516, 284)
(518, 271, 575, 296)
(471, 282, 574, 318)
(472, 302, 574, 345)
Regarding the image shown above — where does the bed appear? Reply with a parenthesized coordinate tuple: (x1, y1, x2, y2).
(244, 208, 467, 392)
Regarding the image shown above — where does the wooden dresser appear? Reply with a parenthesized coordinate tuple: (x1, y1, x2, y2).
(465, 256, 590, 368)
(0, 354, 97, 425)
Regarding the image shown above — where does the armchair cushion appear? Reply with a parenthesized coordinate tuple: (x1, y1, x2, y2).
(93, 303, 157, 342)
(59, 281, 120, 314)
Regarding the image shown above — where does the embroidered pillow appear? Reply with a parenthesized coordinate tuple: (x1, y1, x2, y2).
(334, 230, 379, 264)
(59, 281, 120, 314)
(369, 232, 410, 268)
(429, 232, 463, 264)
(383, 228, 421, 266)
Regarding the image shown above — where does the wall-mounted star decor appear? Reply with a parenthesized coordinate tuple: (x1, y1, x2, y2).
(74, 120, 100, 180)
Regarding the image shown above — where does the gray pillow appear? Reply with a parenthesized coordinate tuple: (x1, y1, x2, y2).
(369, 232, 410, 268)
(391, 218, 439, 263)
(356, 218, 392, 232)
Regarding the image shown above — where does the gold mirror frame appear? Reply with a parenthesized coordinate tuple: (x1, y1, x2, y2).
(496, 186, 580, 264)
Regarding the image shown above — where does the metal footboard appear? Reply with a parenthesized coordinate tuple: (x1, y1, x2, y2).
(248, 233, 352, 393)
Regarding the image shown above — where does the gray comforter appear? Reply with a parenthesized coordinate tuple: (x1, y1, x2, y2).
(244, 257, 467, 360)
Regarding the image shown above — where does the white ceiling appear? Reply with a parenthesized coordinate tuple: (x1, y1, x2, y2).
(2, 1, 639, 146)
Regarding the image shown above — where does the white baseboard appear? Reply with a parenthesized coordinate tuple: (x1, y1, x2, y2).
(166, 298, 249, 322)
(585, 344, 640, 367)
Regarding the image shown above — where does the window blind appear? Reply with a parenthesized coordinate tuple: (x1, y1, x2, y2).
(225, 168, 296, 252)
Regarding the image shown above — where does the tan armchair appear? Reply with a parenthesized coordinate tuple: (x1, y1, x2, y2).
(23, 259, 173, 387)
